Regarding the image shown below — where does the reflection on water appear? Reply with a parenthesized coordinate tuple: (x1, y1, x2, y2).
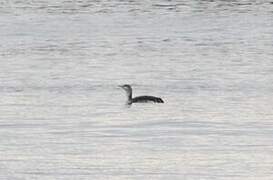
(0, 0, 273, 179)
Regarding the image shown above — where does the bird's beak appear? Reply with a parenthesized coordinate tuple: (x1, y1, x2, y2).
(118, 85, 123, 88)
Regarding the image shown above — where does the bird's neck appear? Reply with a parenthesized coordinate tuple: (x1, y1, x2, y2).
(126, 90, 132, 102)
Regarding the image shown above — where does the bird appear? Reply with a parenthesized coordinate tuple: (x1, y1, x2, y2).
(119, 84, 164, 105)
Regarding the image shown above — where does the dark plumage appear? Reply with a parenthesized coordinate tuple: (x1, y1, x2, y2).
(119, 84, 164, 105)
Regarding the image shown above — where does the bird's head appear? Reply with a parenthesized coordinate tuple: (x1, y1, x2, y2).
(119, 84, 132, 92)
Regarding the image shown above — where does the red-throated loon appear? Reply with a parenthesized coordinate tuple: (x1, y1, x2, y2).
(119, 84, 164, 105)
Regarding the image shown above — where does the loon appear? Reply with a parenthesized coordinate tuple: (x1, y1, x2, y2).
(119, 84, 164, 105)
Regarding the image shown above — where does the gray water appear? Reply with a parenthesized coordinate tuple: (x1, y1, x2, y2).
(1, 0, 273, 179)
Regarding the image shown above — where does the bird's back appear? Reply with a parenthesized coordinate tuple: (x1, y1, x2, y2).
(132, 96, 164, 103)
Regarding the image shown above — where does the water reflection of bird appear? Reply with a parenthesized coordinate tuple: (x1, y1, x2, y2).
(119, 84, 164, 105)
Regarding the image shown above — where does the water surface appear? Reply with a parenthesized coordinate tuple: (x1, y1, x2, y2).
(1, 0, 273, 179)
